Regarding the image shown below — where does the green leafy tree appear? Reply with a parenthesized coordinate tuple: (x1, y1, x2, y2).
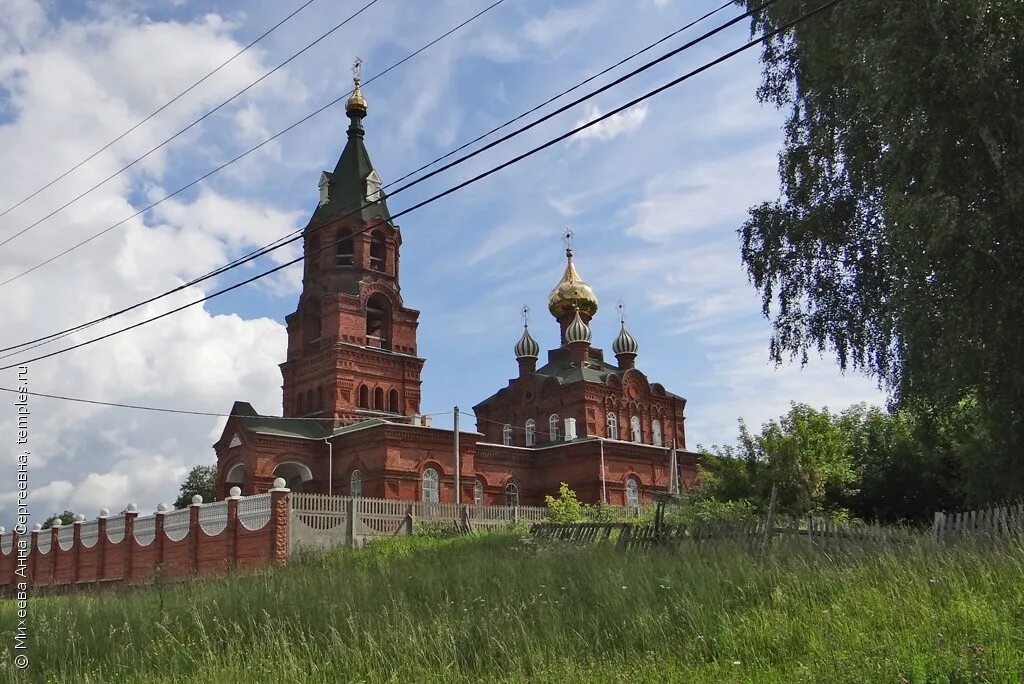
(737, 0, 1024, 499)
(545, 482, 585, 523)
(173, 465, 217, 509)
(42, 510, 76, 529)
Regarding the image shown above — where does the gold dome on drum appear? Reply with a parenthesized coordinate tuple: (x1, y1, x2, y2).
(346, 78, 368, 116)
(548, 248, 598, 320)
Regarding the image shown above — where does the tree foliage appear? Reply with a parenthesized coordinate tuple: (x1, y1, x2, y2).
(173, 465, 217, 509)
(545, 482, 585, 523)
(42, 510, 76, 529)
(738, 0, 1024, 496)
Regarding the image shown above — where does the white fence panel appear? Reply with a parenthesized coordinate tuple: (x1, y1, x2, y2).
(106, 515, 126, 543)
(36, 533, 51, 554)
(238, 493, 271, 531)
(198, 501, 229, 536)
(133, 515, 156, 546)
(57, 526, 74, 550)
(163, 508, 191, 542)
(79, 521, 99, 548)
(0, 532, 12, 554)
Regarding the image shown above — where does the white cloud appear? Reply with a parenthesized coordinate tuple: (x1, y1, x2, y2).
(522, 4, 603, 50)
(570, 102, 648, 146)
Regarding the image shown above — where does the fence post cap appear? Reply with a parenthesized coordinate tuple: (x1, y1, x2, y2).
(32, 524, 41, 532)
(156, 502, 171, 513)
(74, 513, 86, 523)
(126, 503, 138, 513)
(99, 508, 110, 518)
(51, 520, 62, 528)
(228, 486, 242, 498)
(191, 494, 203, 505)
(269, 478, 290, 492)
(0, 526, 5, 534)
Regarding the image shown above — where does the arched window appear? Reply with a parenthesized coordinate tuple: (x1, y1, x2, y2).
(316, 386, 325, 411)
(306, 389, 314, 413)
(525, 419, 536, 447)
(389, 389, 400, 413)
(474, 479, 484, 505)
(502, 424, 513, 446)
(350, 470, 362, 497)
(366, 294, 390, 350)
(652, 419, 662, 447)
(422, 468, 439, 503)
(373, 387, 384, 411)
(296, 392, 305, 415)
(626, 478, 639, 507)
(505, 483, 519, 507)
(607, 411, 618, 439)
(630, 415, 642, 442)
(336, 231, 354, 266)
(369, 230, 387, 271)
(549, 414, 560, 442)
(358, 385, 369, 409)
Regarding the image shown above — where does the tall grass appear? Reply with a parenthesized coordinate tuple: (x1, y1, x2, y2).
(2, 533, 1023, 683)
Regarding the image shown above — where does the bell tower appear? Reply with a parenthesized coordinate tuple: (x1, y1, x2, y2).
(280, 61, 424, 425)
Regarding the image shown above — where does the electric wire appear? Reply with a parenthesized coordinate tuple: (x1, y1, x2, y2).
(0, 0, 731, 358)
(0, 0, 385, 249)
(0, 0, 321, 222)
(0, 0, 847, 373)
(0, 0, 506, 289)
(0, 0, 771, 358)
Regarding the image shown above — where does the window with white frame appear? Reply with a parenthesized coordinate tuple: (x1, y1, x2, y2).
(422, 468, 439, 503)
(652, 419, 662, 447)
(549, 413, 560, 442)
(630, 415, 642, 442)
(505, 482, 519, 507)
(626, 478, 639, 507)
(606, 412, 618, 439)
(502, 423, 513, 446)
(525, 419, 536, 446)
(350, 470, 362, 497)
(474, 479, 484, 505)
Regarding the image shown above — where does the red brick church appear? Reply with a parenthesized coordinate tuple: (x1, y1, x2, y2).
(213, 75, 699, 506)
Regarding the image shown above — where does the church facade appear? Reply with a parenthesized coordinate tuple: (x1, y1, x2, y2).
(213, 76, 699, 507)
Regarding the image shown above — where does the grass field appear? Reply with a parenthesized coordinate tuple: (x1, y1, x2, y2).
(2, 531, 1023, 683)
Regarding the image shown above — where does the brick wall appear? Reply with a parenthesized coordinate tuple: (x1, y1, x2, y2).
(0, 487, 290, 592)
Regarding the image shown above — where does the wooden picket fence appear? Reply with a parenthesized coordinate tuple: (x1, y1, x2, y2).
(932, 500, 1024, 543)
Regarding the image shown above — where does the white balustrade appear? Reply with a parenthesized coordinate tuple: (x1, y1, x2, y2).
(0, 532, 11, 554)
(238, 493, 271, 531)
(57, 525, 74, 550)
(106, 515, 126, 543)
(79, 521, 100, 548)
(36, 533, 51, 554)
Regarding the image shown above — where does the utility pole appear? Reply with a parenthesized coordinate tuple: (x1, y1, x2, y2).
(453, 406, 460, 505)
(670, 439, 679, 495)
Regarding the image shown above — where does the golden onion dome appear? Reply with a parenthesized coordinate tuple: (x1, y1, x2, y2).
(547, 248, 599, 320)
(346, 77, 368, 116)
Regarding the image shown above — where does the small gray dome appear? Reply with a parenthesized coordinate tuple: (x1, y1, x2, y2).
(612, 322, 639, 355)
(564, 309, 592, 345)
(515, 326, 540, 359)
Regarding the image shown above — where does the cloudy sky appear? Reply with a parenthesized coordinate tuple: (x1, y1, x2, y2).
(0, 0, 883, 522)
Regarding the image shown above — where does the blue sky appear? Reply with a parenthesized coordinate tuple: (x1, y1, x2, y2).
(0, 0, 883, 521)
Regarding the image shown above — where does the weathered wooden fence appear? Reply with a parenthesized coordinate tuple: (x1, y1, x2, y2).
(932, 501, 1024, 542)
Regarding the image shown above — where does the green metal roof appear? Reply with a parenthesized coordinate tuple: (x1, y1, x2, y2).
(230, 402, 389, 440)
(309, 114, 391, 225)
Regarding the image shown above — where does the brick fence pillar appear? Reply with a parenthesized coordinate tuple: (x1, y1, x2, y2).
(29, 527, 39, 586)
(49, 525, 60, 584)
(268, 478, 291, 566)
(189, 497, 202, 576)
(123, 505, 139, 582)
(97, 510, 109, 582)
(71, 516, 83, 584)
(226, 487, 241, 570)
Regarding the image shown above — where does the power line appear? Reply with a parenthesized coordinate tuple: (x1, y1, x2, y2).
(0, 0, 321, 223)
(0, 0, 385, 250)
(385, 0, 734, 189)
(0, 385, 451, 420)
(0, 1, 734, 358)
(0, 0, 507, 290)
(0, 0, 847, 373)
